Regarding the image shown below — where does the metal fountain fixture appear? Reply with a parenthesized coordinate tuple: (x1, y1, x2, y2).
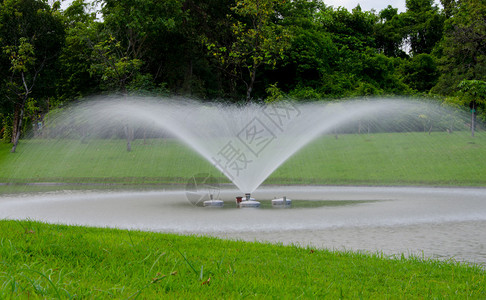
(237, 193, 261, 208)
(271, 196, 292, 207)
(203, 193, 224, 207)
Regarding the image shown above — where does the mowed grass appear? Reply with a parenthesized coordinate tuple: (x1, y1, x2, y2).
(1, 134, 485, 298)
(273, 131, 486, 186)
(0, 138, 220, 185)
(1, 131, 485, 187)
(0, 220, 484, 299)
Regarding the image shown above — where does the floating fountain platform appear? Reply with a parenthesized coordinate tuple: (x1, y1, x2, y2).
(238, 200, 260, 208)
(236, 193, 261, 208)
(203, 200, 224, 207)
(271, 196, 292, 207)
(203, 194, 224, 207)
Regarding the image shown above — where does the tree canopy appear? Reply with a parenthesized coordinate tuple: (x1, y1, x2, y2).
(1, 0, 485, 142)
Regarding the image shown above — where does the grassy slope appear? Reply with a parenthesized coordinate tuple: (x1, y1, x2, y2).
(0, 220, 484, 299)
(0, 138, 219, 185)
(1, 131, 485, 187)
(273, 131, 486, 185)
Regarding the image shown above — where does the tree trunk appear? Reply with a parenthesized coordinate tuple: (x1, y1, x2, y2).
(246, 65, 257, 102)
(11, 71, 35, 153)
(124, 124, 133, 152)
(10, 105, 20, 144)
(246, 83, 253, 102)
(471, 110, 476, 137)
(11, 100, 26, 153)
(122, 93, 133, 151)
(10, 109, 24, 153)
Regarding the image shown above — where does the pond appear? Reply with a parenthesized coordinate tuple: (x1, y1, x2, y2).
(1, 185, 485, 267)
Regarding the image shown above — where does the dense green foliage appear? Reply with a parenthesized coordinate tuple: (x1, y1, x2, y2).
(0, 220, 484, 298)
(1, 0, 486, 143)
(1, 132, 485, 189)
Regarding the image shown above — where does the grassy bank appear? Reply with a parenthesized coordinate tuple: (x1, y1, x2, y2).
(0, 220, 484, 298)
(273, 131, 486, 186)
(1, 131, 485, 188)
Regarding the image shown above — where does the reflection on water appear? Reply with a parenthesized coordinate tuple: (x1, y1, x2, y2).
(0, 186, 485, 267)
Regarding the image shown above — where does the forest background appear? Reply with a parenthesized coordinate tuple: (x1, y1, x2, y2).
(1, 0, 485, 147)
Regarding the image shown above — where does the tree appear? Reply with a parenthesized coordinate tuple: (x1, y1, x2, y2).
(0, 0, 64, 152)
(433, 0, 486, 95)
(403, 0, 444, 55)
(318, 5, 377, 53)
(458, 80, 486, 137)
(272, 0, 336, 96)
(89, 35, 145, 94)
(57, 0, 100, 101)
(375, 5, 407, 57)
(205, 0, 290, 101)
(89, 34, 149, 151)
(2, 38, 38, 152)
(100, 0, 186, 94)
(180, 0, 235, 98)
(440, 0, 456, 19)
(93, 0, 188, 150)
(402, 53, 438, 92)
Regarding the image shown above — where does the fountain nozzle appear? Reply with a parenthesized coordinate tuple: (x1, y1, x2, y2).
(245, 193, 251, 201)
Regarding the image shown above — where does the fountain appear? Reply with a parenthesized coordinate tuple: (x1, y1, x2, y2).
(47, 96, 458, 198)
(2, 96, 486, 265)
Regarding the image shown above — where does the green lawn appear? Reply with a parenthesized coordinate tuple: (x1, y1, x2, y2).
(0, 138, 218, 185)
(273, 131, 486, 186)
(1, 131, 485, 188)
(1, 134, 486, 298)
(0, 220, 484, 299)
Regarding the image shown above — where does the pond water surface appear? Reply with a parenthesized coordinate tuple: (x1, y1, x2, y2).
(1, 186, 485, 267)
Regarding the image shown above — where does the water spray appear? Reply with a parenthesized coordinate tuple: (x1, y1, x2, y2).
(47, 97, 460, 194)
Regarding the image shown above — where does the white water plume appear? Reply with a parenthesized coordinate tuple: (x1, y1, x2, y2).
(48, 96, 464, 192)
